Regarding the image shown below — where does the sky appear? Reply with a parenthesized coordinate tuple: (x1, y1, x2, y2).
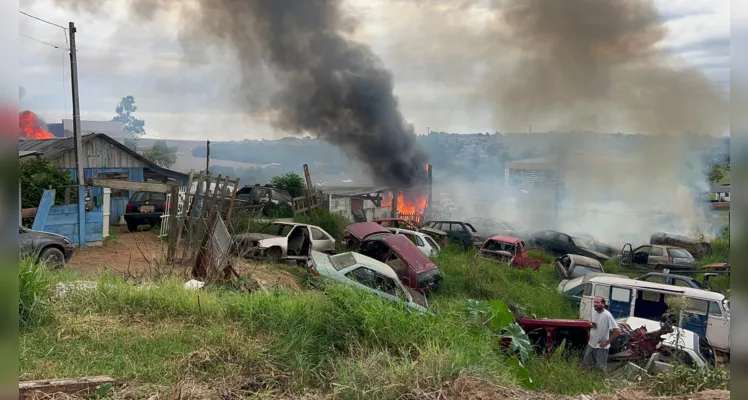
(18, 0, 731, 141)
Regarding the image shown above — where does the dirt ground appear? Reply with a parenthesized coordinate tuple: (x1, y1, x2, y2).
(65, 228, 303, 293)
(67, 228, 169, 276)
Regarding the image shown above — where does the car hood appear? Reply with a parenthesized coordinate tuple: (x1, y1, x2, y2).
(420, 227, 446, 236)
(583, 249, 609, 260)
(26, 229, 69, 243)
(233, 233, 281, 242)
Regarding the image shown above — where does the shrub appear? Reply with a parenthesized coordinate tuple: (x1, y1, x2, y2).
(294, 208, 348, 241)
(650, 364, 729, 396)
(19, 257, 52, 330)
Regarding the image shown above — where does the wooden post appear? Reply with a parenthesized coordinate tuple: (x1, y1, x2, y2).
(390, 188, 399, 218)
(303, 164, 314, 214)
(426, 164, 433, 220)
(64, 187, 71, 205)
(181, 171, 205, 261)
(166, 184, 180, 262)
(225, 177, 240, 220)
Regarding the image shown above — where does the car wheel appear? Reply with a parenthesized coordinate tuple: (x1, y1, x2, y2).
(127, 221, 139, 233)
(40, 247, 65, 269)
(268, 247, 283, 262)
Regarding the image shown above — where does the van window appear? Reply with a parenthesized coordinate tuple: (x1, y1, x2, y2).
(640, 290, 661, 302)
(709, 301, 722, 316)
(686, 298, 708, 315)
(611, 287, 631, 303)
(594, 284, 610, 299)
(644, 275, 666, 284)
(583, 283, 593, 296)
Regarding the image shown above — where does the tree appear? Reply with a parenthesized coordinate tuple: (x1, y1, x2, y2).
(112, 95, 146, 138)
(270, 172, 306, 197)
(20, 158, 75, 208)
(141, 140, 177, 169)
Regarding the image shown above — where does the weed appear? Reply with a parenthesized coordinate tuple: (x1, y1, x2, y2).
(294, 208, 348, 241)
(649, 364, 729, 396)
(18, 257, 53, 330)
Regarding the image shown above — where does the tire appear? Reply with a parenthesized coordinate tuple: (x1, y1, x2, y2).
(40, 247, 65, 270)
(268, 247, 283, 262)
(655, 264, 663, 271)
(127, 221, 139, 233)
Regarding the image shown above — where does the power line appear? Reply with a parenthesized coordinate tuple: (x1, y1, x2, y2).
(19, 11, 69, 49)
(19, 10, 66, 29)
(19, 32, 63, 49)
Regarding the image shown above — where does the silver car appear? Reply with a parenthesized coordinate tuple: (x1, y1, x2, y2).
(232, 222, 336, 261)
(619, 244, 696, 270)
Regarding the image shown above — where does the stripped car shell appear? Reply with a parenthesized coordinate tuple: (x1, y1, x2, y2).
(232, 222, 336, 262)
(359, 234, 442, 293)
(307, 250, 429, 314)
(475, 235, 543, 271)
(555, 254, 605, 280)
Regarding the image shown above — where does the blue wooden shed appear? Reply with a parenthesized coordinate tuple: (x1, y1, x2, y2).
(19, 133, 188, 225)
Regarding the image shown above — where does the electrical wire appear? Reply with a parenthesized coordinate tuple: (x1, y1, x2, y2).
(19, 11, 66, 29)
(19, 32, 63, 49)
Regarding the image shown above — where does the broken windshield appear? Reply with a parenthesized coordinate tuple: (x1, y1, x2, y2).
(572, 237, 590, 249)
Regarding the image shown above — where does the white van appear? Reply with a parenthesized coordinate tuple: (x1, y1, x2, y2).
(580, 276, 729, 354)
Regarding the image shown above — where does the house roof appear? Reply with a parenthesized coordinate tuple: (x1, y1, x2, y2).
(18, 133, 188, 182)
(710, 183, 730, 193)
(321, 186, 391, 197)
(19, 150, 43, 158)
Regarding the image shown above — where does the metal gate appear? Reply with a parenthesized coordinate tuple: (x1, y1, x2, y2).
(160, 186, 187, 238)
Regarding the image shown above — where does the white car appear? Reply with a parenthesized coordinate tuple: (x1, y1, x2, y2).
(618, 317, 717, 368)
(308, 250, 429, 313)
(232, 222, 336, 261)
(386, 227, 441, 257)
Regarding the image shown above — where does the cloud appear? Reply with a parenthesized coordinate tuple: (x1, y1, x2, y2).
(19, 0, 730, 140)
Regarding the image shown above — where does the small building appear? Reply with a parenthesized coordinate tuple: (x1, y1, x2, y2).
(709, 183, 730, 202)
(323, 186, 391, 223)
(19, 133, 188, 224)
(503, 157, 559, 189)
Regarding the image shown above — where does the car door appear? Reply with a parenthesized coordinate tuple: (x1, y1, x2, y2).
(647, 246, 667, 267)
(310, 227, 335, 253)
(632, 246, 652, 266)
(608, 286, 633, 318)
(344, 266, 400, 303)
(19, 228, 35, 258)
(706, 300, 730, 351)
(682, 298, 709, 339)
(555, 255, 571, 279)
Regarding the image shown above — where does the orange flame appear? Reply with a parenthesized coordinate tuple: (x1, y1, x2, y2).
(19, 110, 54, 139)
(382, 192, 428, 216)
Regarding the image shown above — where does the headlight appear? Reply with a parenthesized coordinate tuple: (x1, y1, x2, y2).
(63, 237, 70, 244)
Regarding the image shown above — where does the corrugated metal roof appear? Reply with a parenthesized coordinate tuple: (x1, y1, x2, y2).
(63, 119, 125, 137)
(320, 186, 391, 196)
(19, 150, 43, 158)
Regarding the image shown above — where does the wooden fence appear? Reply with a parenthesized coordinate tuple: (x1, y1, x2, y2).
(397, 208, 452, 224)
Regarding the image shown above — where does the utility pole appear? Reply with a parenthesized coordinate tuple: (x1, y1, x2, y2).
(69, 22, 86, 247)
(69, 22, 84, 185)
(205, 140, 210, 173)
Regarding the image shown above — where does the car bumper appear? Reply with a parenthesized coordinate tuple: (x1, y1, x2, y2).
(124, 212, 163, 223)
(63, 245, 75, 261)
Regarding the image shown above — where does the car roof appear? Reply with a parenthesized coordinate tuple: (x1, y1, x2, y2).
(347, 252, 401, 280)
(387, 227, 426, 237)
(639, 272, 695, 280)
(588, 276, 724, 301)
(381, 234, 437, 273)
(487, 235, 522, 244)
(345, 222, 390, 239)
(565, 253, 602, 266)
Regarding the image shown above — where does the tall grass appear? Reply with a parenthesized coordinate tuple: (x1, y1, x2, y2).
(294, 208, 349, 241)
(21, 272, 606, 397)
(19, 258, 52, 330)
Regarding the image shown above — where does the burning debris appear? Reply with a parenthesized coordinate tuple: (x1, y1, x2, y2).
(19, 111, 54, 139)
(57, 0, 429, 189)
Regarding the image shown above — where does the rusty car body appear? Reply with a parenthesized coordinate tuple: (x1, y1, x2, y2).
(342, 222, 392, 251)
(358, 234, 442, 293)
(374, 218, 448, 247)
(555, 254, 605, 280)
(650, 232, 712, 259)
(475, 235, 543, 271)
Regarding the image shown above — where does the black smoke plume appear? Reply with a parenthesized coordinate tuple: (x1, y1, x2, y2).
(59, 0, 429, 187)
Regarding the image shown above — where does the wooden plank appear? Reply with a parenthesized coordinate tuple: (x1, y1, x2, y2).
(21, 208, 37, 219)
(167, 184, 180, 262)
(225, 177, 240, 220)
(86, 178, 172, 193)
(31, 189, 56, 231)
(174, 171, 195, 262)
(48, 204, 79, 215)
(181, 171, 205, 261)
(19, 376, 115, 399)
(215, 175, 230, 217)
(64, 187, 71, 205)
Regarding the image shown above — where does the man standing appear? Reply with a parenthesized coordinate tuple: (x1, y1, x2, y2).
(583, 296, 621, 372)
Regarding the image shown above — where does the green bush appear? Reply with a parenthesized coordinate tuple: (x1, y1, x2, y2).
(19, 258, 52, 330)
(650, 364, 729, 396)
(294, 208, 348, 241)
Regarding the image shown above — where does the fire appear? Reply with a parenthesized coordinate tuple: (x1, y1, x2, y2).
(19, 110, 54, 139)
(383, 191, 428, 216)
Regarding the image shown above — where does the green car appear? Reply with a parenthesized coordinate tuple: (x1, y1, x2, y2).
(308, 250, 429, 314)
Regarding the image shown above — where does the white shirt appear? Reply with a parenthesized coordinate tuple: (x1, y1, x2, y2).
(589, 309, 618, 349)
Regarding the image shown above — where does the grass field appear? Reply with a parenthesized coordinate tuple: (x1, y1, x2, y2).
(19, 212, 731, 399)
